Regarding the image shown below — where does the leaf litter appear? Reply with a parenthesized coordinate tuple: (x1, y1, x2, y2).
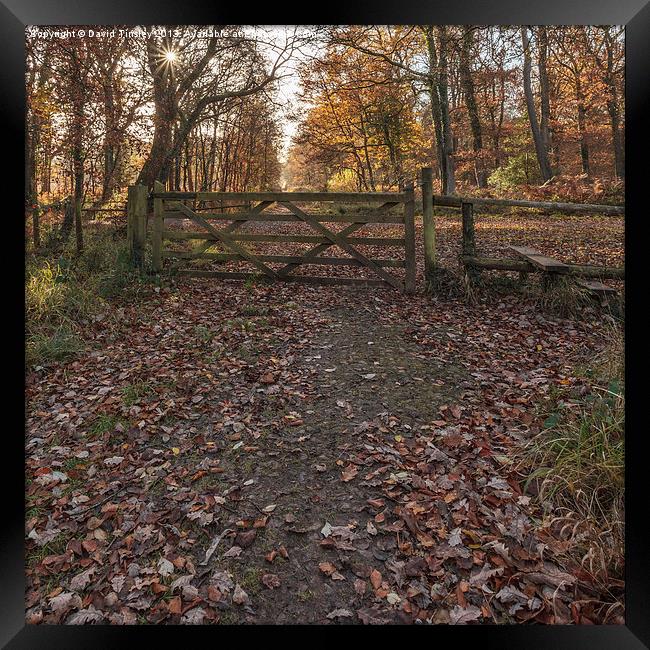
(25, 278, 621, 625)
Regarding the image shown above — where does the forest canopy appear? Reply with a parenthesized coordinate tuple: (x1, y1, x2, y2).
(26, 24, 624, 237)
(285, 26, 624, 196)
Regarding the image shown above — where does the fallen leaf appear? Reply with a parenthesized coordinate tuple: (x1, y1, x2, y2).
(450, 604, 482, 625)
(262, 573, 281, 589)
(157, 557, 174, 577)
(319, 562, 337, 576)
(223, 545, 243, 558)
(168, 596, 182, 615)
(69, 567, 95, 592)
(232, 584, 249, 605)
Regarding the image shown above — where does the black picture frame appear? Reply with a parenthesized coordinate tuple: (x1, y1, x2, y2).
(3, 0, 648, 646)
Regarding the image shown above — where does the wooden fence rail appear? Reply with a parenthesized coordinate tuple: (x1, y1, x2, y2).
(418, 167, 624, 289)
(127, 176, 623, 293)
(154, 191, 409, 203)
(432, 194, 624, 215)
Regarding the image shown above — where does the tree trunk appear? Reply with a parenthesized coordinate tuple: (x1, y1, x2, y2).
(537, 27, 556, 175)
(604, 35, 625, 178)
(359, 111, 377, 191)
(422, 26, 455, 194)
(137, 99, 176, 187)
(521, 27, 553, 182)
(427, 79, 446, 193)
(26, 108, 40, 249)
(70, 50, 85, 253)
(575, 78, 590, 176)
(459, 27, 486, 188)
(101, 80, 123, 203)
(26, 51, 50, 249)
(436, 27, 456, 194)
(136, 40, 179, 188)
(608, 97, 624, 179)
(42, 135, 52, 194)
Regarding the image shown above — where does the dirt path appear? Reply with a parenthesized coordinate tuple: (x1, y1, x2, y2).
(196, 303, 467, 624)
(25, 281, 617, 625)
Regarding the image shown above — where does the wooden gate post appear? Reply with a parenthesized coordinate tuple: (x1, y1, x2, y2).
(421, 167, 435, 278)
(127, 184, 147, 269)
(152, 181, 164, 272)
(404, 183, 416, 294)
(461, 200, 479, 287)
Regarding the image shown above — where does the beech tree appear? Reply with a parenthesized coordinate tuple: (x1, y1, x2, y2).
(457, 26, 487, 187)
(537, 26, 556, 174)
(587, 26, 625, 179)
(521, 26, 553, 182)
(292, 35, 421, 192)
(136, 26, 301, 188)
(25, 40, 51, 248)
(328, 26, 458, 194)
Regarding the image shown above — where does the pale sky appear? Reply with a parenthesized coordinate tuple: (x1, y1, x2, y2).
(254, 26, 322, 162)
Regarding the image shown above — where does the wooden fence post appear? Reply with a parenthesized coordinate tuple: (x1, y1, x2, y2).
(152, 181, 164, 273)
(421, 167, 435, 278)
(404, 183, 416, 294)
(127, 184, 147, 269)
(461, 201, 476, 258)
(461, 201, 479, 287)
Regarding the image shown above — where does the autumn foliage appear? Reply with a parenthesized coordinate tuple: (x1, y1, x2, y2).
(24, 25, 625, 627)
(286, 26, 624, 200)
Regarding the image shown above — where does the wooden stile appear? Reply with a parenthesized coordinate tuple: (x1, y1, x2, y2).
(509, 245, 569, 273)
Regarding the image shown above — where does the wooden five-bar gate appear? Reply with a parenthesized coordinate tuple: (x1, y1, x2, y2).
(142, 182, 416, 293)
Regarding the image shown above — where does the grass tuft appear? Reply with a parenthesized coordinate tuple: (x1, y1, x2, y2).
(424, 267, 464, 300)
(26, 227, 149, 367)
(520, 324, 624, 600)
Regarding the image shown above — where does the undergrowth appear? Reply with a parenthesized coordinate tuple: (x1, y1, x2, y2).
(519, 322, 624, 615)
(521, 275, 621, 319)
(468, 271, 623, 320)
(26, 225, 148, 367)
(424, 267, 464, 300)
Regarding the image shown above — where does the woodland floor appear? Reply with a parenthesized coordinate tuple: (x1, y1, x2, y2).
(25, 210, 624, 625)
